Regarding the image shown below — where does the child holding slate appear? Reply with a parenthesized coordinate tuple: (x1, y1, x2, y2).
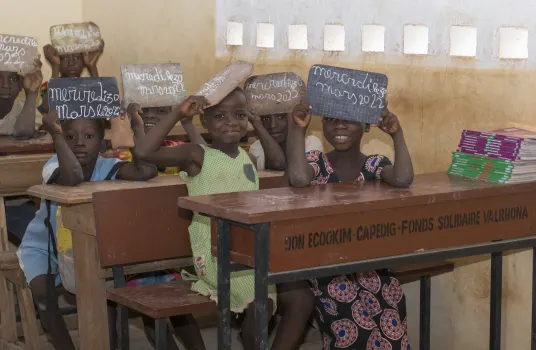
(285, 98, 414, 349)
(245, 72, 323, 171)
(0, 57, 43, 137)
(16, 101, 158, 350)
(133, 86, 306, 349)
(38, 42, 104, 113)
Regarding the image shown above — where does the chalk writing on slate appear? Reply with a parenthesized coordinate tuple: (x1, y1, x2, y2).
(0, 34, 39, 74)
(306, 64, 388, 124)
(48, 77, 121, 119)
(195, 60, 254, 106)
(121, 63, 187, 108)
(50, 22, 102, 55)
(244, 72, 306, 115)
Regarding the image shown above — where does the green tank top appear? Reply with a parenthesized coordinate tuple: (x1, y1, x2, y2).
(180, 145, 259, 196)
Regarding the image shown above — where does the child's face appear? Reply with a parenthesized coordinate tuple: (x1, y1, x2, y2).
(202, 89, 249, 144)
(59, 54, 85, 78)
(61, 119, 103, 166)
(260, 113, 288, 144)
(0, 71, 22, 101)
(322, 117, 363, 151)
(141, 106, 172, 134)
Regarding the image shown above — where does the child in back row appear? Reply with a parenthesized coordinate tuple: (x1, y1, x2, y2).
(248, 111, 323, 170)
(38, 42, 104, 113)
(286, 101, 414, 349)
(132, 88, 310, 349)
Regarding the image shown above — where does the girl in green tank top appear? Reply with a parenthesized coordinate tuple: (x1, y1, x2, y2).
(132, 88, 282, 349)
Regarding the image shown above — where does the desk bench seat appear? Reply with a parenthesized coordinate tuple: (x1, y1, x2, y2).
(106, 281, 216, 319)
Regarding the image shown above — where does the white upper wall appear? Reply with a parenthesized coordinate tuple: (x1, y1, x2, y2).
(216, 0, 536, 69)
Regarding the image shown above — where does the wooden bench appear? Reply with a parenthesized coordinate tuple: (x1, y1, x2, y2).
(93, 185, 216, 349)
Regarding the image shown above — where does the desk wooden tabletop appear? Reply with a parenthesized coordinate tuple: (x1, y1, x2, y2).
(0, 134, 54, 154)
(26, 170, 283, 205)
(178, 173, 536, 224)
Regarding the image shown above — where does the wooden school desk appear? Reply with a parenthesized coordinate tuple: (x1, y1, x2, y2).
(0, 136, 54, 349)
(178, 172, 536, 350)
(26, 170, 283, 350)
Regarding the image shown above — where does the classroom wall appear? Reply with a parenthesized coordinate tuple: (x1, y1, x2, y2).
(0, 0, 83, 81)
(3, 0, 535, 348)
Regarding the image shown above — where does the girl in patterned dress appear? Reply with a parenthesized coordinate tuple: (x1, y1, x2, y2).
(285, 100, 414, 350)
(132, 89, 287, 350)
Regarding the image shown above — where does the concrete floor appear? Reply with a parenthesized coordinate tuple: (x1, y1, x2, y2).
(38, 317, 322, 349)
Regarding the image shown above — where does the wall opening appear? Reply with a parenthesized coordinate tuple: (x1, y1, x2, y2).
(499, 27, 528, 59)
(256, 23, 275, 48)
(324, 24, 345, 51)
(404, 25, 428, 55)
(362, 24, 385, 53)
(450, 26, 477, 57)
(226, 21, 243, 46)
(288, 24, 308, 50)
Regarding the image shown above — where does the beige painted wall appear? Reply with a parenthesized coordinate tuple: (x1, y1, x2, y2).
(0, 0, 83, 80)
(2, 0, 534, 348)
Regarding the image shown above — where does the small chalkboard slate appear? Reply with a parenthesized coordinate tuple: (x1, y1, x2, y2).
(121, 63, 187, 108)
(0, 34, 39, 74)
(306, 64, 388, 124)
(195, 60, 254, 106)
(50, 22, 102, 55)
(244, 72, 306, 116)
(48, 77, 121, 120)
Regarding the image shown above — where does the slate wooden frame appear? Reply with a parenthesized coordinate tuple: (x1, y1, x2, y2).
(194, 60, 254, 106)
(48, 77, 121, 120)
(0, 34, 39, 74)
(50, 22, 103, 55)
(244, 72, 306, 116)
(121, 63, 187, 108)
(306, 64, 388, 124)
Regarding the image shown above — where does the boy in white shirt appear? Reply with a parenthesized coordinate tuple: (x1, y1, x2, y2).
(249, 112, 323, 170)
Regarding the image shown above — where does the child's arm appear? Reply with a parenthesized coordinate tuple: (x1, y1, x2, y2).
(377, 106, 414, 187)
(249, 113, 286, 170)
(116, 112, 158, 181)
(286, 102, 316, 187)
(180, 116, 207, 145)
(83, 40, 104, 77)
(13, 59, 43, 139)
(128, 96, 207, 171)
(41, 45, 61, 113)
(42, 112, 84, 186)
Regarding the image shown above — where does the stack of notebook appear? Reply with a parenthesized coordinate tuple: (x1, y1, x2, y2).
(448, 128, 536, 183)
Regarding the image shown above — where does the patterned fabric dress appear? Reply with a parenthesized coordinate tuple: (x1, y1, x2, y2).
(306, 150, 411, 350)
(180, 146, 277, 313)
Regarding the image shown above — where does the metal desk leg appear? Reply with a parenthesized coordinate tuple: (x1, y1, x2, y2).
(490, 251, 503, 350)
(217, 220, 231, 350)
(530, 247, 536, 350)
(254, 223, 270, 350)
(419, 275, 431, 350)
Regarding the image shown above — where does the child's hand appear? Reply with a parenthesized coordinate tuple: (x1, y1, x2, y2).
(378, 103, 402, 135)
(126, 103, 143, 128)
(43, 45, 60, 67)
(21, 57, 43, 93)
(248, 111, 261, 123)
(179, 96, 208, 119)
(289, 100, 311, 129)
(42, 111, 63, 136)
(83, 40, 104, 68)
